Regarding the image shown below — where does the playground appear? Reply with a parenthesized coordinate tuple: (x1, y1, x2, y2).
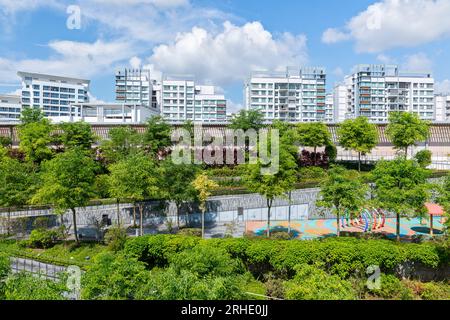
(245, 206, 446, 240)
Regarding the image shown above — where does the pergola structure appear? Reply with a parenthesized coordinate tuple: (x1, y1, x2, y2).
(424, 203, 445, 236)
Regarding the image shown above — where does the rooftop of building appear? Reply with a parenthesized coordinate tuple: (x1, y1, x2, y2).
(17, 71, 90, 84)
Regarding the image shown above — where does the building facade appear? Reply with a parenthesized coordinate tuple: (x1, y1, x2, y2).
(18, 71, 90, 122)
(161, 78, 227, 124)
(343, 65, 434, 122)
(325, 93, 334, 122)
(435, 94, 450, 122)
(0, 94, 21, 123)
(333, 83, 352, 122)
(115, 69, 160, 111)
(244, 67, 327, 123)
(69, 102, 159, 123)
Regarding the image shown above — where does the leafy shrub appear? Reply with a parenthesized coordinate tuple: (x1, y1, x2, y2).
(284, 264, 356, 300)
(169, 244, 243, 277)
(136, 267, 246, 300)
(4, 273, 67, 300)
(271, 231, 293, 240)
(104, 226, 128, 252)
(177, 228, 202, 237)
(418, 282, 450, 300)
(298, 166, 327, 180)
(265, 276, 285, 299)
(414, 150, 432, 168)
(368, 274, 413, 300)
(0, 252, 10, 279)
(28, 229, 58, 249)
(325, 144, 337, 163)
(32, 217, 52, 230)
(81, 252, 151, 300)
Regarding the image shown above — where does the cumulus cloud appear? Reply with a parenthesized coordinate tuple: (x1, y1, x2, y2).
(435, 79, 450, 94)
(129, 56, 142, 69)
(147, 21, 308, 86)
(322, 0, 450, 53)
(0, 39, 136, 84)
(321, 28, 351, 44)
(402, 53, 433, 72)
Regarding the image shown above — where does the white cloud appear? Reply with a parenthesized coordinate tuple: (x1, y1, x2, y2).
(0, 39, 136, 84)
(227, 100, 243, 113)
(321, 28, 351, 44)
(402, 52, 432, 72)
(332, 67, 344, 78)
(129, 56, 142, 69)
(322, 0, 450, 53)
(148, 21, 308, 86)
(376, 53, 394, 64)
(435, 79, 450, 94)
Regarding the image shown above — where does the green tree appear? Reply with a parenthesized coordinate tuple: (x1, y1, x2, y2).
(296, 122, 332, 165)
(100, 126, 143, 163)
(0, 158, 36, 235)
(386, 112, 430, 157)
(19, 107, 45, 124)
(371, 158, 430, 241)
(108, 153, 159, 235)
(81, 252, 151, 300)
(159, 160, 200, 228)
(229, 109, 265, 131)
(143, 116, 172, 157)
(241, 135, 297, 237)
(18, 116, 54, 164)
(192, 173, 219, 238)
(58, 121, 96, 151)
(31, 148, 98, 243)
(414, 149, 432, 168)
(337, 116, 378, 171)
(317, 166, 367, 236)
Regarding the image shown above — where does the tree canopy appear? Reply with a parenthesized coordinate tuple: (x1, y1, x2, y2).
(229, 109, 265, 131)
(338, 116, 378, 171)
(385, 112, 430, 156)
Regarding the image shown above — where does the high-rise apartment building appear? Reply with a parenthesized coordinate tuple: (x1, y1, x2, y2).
(435, 94, 450, 122)
(244, 67, 327, 123)
(333, 83, 352, 122)
(343, 65, 434, 122)
(325, 93, 334, 122)
(115, 69, 160, 110)
(0, 94, 21, 123)
(17, 71, 90, 122)
(161, 78, 227, 124)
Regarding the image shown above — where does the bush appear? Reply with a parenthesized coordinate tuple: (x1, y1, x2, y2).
(298, 166, 327, 180)
(32, 217, 51, 230)
(28, 229, 58, 249)
(284, 264, 356, 300)
(0, 252, 10, 279)
(271, 231, 293, 240)
(82, 252, 151, 300)
(104, 226, 128, 252)
(3, 273, 67, 300)
(169, 244, 243, 277)
(325, 144, 337, 163)
(177, 228, 202, 237)
(265, 276, 285, 299)
(368, 274, 413, 300)
(418, 282, 450, 300)
(414, 150, 432, 168)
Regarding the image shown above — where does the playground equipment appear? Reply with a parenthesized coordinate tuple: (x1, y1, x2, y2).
(340, 208, 386, 232)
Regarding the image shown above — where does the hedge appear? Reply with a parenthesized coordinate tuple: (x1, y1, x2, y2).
(123, 235, 449, 279)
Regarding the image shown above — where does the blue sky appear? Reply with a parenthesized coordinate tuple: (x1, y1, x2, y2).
(1, 0, 450, 112)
